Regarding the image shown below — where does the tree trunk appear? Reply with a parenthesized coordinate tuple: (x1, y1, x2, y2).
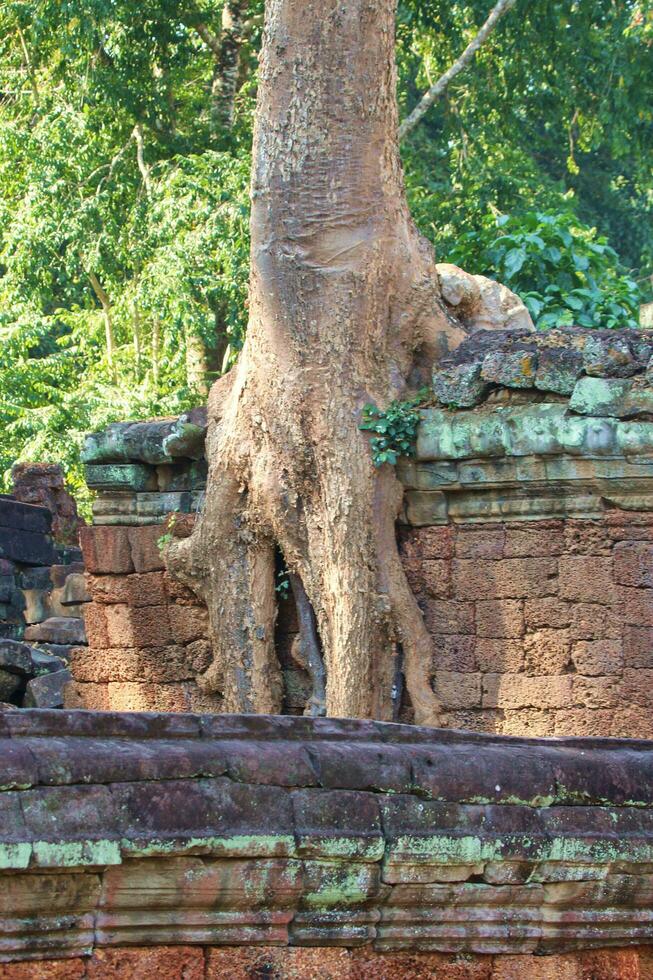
(167, 0, 466, 724)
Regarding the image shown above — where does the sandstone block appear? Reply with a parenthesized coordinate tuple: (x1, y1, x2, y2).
(623, 626, 653, 668)
(524, 597, 572, 630)
(452, 558, 557, 600)
(474, 639, 524, 673)
(572, 675, 620, 709)
(501, 709, 556, 738)
(558, 557, 615, 604)
(127, 525, 167, 572)
(168, 604, 209, 645)
(618, 586, 653, 627)
(554, 709, 614, 738)
(454, 527, 505, 559)
(431, 634, 476, 672)
(571, 640, 623, 676)
(105, 604, 172, 648)
(432, 670, 482, 709)
(24, 616, 86, 645)
(79, 525, 134, 575)
(23, 669, 71, 708)
(423, 599, 474, 635)
(503, 524, 564, 558)
(482, 673, 572, 710)
(614, 541, 653, 587)
(523, 629, 571, 674)
(570, 602, 620, 640)
(476, 599, 523, 639)
(68, 643, 211, 684)
(83, 602, 110, 647)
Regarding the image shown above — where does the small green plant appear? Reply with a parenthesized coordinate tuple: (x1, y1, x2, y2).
(157, 513, 177, 553)
(360, 389, 429, 467)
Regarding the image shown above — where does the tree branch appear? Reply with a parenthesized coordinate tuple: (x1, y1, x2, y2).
(132, 124, 152, 197)
(398, 0, 517, 140)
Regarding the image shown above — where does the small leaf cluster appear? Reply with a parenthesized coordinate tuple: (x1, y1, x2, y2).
(360, 390, 428, 467)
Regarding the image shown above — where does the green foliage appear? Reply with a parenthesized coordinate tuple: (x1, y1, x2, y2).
(450, 211, 644, 329)
(360, 390, 429, 467)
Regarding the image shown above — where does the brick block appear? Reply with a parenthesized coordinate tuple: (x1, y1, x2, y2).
(454, 527, 505, 559)
(606, 512, 653, 541)
(619, 668, 653, 708)
(87, 571, 167, 606)
(68, 642, 211, 684)
(79, 525, 134, 575)
(610, 706, 653, 740)
(563, 519, 612, 555)
(163, 572, 201, 604)
(86, 946, 204, 979)
(452, 558, 557, 600)
(423, 599, 474, 635)
(503, 523, 564, 558)
(0, 960, 87, 978)
(558, 557, 615, 604)
(524, 597, 572, 630)
(572, 675, 620, 709)
(105, 604, 172, 648)
(554, 709, 614, 738)
(523, 629, 571, 674)
(431, 635, 476, 672)
(66, 679, 221, 713)
(501, 709, 556, 738)
(440, 709, 503, 734)
(399, 526, 453, 560)
(127, 525, 165, 572)
(569, 602, 620, 640)
(420, 560, 451, 598)
(83, 602, 110, 647)
(474, 639, 524, 673)
(476, 599, 523, 639)
(432, 670, 481, 709)
(614, 541, 653, 587)
(618, 586, 653, 626)
(623, 626, 653, 668)
(482, 673, 572, 710)
(168, 604, 209, 645)
(571, 640, 623, 676)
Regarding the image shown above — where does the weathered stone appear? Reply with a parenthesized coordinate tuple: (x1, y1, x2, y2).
(0, 668, 22, 701)
(127, 526, 166, 572)
(454, 527, 505, 559)
(22, 589, 53, 625)
(452, 558, 558, 600)
(482, 673, 572, 710)
(84, 463, 157, 492)
(474, 639, 524, 673)
(423, 599, 475, 635)
(570, 376, 653, 418)
(431, 635, 476, 672)
(0, 526, 55, 567)
(613, 541, 653, 587)
(623, 626, 653, 668)
(524, 597, 572, 631)
(523, 630, 571, 675)
(582, 332, 638, 377)
(558, 556, 615, 604)
(23, 669, 71, 708)
(79, 526, 134, 575)
(571, 639, 623, 676)
(60, 573, 90, 606)
(433, 362, 489, 408)
(481, 349, 538, 389)
(476, 600, 524, 639)
(29, 649, 68, 675)
(86, 572, 167, 607)
(534, 346, 583, 395)
(0, 497, 52, 534)
(0, 639, 33, 676)
(24, 617, 86, 645)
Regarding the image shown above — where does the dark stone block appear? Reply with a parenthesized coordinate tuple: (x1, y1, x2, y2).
(23, 669, 72, 708)
(0, 526, 55, 567)
(0, 639, 33, 675)
(0, 497, 52, 534)
(24, 617, 86, 645)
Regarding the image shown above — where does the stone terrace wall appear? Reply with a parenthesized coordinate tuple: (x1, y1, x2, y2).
(69, 329, 653, 737)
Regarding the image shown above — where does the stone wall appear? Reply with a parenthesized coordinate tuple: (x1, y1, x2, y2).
(69, 328, 653, 737)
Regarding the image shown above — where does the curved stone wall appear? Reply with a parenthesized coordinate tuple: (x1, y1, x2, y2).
(2, 711, 653, 970)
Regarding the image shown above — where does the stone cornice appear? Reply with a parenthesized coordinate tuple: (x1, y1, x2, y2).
(2, 711, 653, 960)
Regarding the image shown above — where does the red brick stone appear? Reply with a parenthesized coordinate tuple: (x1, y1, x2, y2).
(524, 597, 572, 630)
(475, 639, 524, 673)
(127, 525, 166, 572)
(420, 559, 452, 598)
(570, 602, 620, 640)
(572, 675, 620, 709)
(619, 586, 653, 627)
(455, 526, 505, 559)
(563, 519, 613, 555)
(623, 627, 653, 668)
(614, 542, 653, 587)
(503, 522, 565, 558)
(619, 668, 653, 708)
(433, 670, 482, 709)
(482, 673, 572, 710)
(86, 946, 204, 979)
(558, 557, 615, 604)
(610, 705, 653, 739)
(169, 604, 209, 645)
(79, 525, 134, 574)
(476, 599, 524, 638)
(432, 634, 476, 672)
(68, 642, 210, 683)
(83, 601, 110, 647)
(452, 558, 558, 600)
(400, 526, 454, 560)
(554, 708, 614, 738)
(0, 961, 86, 979)
(423, 599, 474, 635)
(86, 571, 167, 606)
(105, 603, 172, 648)
(523, 629, 571, 674)
(571, 640, 623, 676)
(606, 511, 653, 541)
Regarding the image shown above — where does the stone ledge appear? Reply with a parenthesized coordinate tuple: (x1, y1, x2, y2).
(2, 712, 653, 960)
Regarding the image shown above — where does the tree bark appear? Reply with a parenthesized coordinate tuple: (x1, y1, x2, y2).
(168, 0, 466, 724)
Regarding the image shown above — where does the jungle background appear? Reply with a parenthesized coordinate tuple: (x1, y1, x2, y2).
(0, 0, 651, 512)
